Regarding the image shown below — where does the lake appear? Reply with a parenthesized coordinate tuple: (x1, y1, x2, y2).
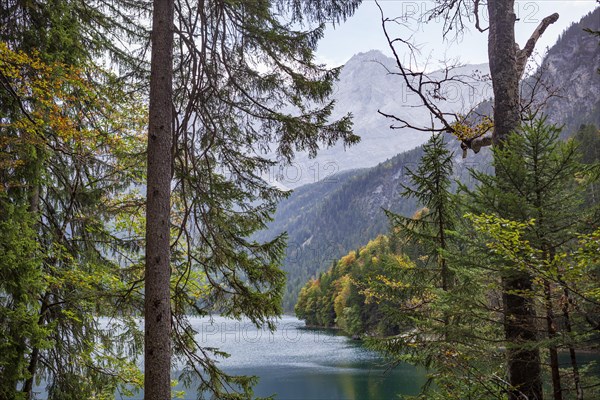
(37, 315, 598, 399)
(33, 315, 426, 400)
(171, 315, 427, 400)
(166, 316, 600, 400)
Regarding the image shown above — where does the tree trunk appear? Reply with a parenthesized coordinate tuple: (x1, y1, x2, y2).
(145, 0, 174, 398)
(544, 281, 563, 400)
(501, 276, 543, 399)
(23, 167, 44, 399)
(23, 292, 49, 399)
(488, 0, 521, 147)
(561, 288, 584, 400)
(488, 1, 543, 398)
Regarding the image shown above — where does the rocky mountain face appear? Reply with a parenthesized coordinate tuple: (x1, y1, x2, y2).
(534, 9, 600, 133)
(260, 9, 600, 312)
(275, 50, 490, 188)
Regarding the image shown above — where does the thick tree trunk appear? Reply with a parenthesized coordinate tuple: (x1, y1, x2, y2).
(488, 1, 543, 399)
(488, 0, 520, 147)
(145, 0, 174, 399)
(501, 276, 543, 399)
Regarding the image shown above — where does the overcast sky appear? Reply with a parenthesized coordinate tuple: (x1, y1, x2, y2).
(316, 0, 598, 67)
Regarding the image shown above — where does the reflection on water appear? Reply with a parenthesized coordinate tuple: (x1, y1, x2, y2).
(174, 315, 427, 400)
(35, 315, 599, 399)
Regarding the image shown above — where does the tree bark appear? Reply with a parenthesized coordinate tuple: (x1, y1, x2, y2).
(501, 276, 543, 400)
(544, 281, 563, 400)
(488, 1, 543, 399)
(145, 0, 174, 398)
(488, 0, 520, 147)
(561, 288, 584, 400)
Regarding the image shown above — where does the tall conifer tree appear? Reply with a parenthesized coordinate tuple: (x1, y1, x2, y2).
(143, 1, 362, 397)
(1, 1, 148, 397)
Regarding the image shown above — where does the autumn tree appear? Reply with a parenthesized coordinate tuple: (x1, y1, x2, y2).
(373, 0, 566, 398)
(1, 1, 148, 398)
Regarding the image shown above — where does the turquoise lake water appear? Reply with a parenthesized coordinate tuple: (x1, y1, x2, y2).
(127, 315, 428, 399)
(34, 315, 598, 399)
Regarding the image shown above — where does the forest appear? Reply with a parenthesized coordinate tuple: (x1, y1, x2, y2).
(1, 0, 599, 399)
(296, 124, 600, 399)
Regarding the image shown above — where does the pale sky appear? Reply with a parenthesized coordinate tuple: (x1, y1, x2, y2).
(316, 0, 599, 67)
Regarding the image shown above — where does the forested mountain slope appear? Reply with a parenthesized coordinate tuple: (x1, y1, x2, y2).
(256, 139, 482, 311)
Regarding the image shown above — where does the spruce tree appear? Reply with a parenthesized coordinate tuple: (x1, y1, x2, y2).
(1, 1, 148, 397)
(386, 133, 455, 292)
(465, 118, 600, 399)
(146, 1, 363, 397)
(366, 134, 505, 399)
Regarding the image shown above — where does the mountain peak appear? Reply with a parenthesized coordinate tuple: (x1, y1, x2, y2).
(346, 49, 389, 63)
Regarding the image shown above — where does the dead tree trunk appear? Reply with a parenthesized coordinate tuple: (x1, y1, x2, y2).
(488, 1, 543, 398)
(376, 1, 559, 395)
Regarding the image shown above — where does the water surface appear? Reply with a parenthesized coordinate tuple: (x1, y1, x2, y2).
(175, 315, 427, 399)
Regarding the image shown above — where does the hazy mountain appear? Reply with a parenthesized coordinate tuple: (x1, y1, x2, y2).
(274, 50, 490, 188)
(260, 9, 600, 311)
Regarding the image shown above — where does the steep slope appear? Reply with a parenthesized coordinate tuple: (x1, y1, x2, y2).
(256, 139, 484, 311)
(536, 9, 600, 133)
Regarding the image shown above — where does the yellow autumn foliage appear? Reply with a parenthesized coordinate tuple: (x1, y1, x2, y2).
(450, 114, 494, 142)
(0, 41, 146, 191)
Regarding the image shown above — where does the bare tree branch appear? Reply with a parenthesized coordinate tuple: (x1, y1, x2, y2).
(474, 0, 489, 33)
(376, 1, 494, 158)
(516, 13, 560, 79)
(375, 2, 560, 160)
